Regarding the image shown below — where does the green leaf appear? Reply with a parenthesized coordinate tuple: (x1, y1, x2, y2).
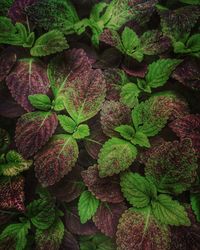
(114, 125, 135, 141)
(146, 59, 182, 88)
(28, 94, 52, 111)
(57, 115, 77, 134)
(73, 124, 90, 139)
(26, 199, 56, 230)
(78, 190, 100, 224)
(0, 220, 31, 250)
(98, 137, 137, 177)
(120, 172, 157, 208)
(121, 27, 140, 52)
(120, 83, 140, 108)
(131, 131, 150, 148)
(152, 194, 191, 226)
(90, 2, 108, 22)
(30, 30, 69, 57)
(191, 193, 200, 222)
(0, 0, 14, 16)
(179, 0, 200, 4)
(0, 150, 32, 176)
(186, 33, 200, 52)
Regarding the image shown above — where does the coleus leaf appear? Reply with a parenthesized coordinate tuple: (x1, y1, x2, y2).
(35, 218, 64, 250)
(34, 134, 79, 187)
(6, 58, 50, 112)
(26, 198, 56, 230)
(169, 114, 200, 157)
(152, 194, 191, 226)
(100, 100, 131, 137)
(15, 112, 58, 158)
(114, 125, 135, 141)
(131, 131, 150, 148)
(59, 230, 79, 250)
(116, 207, 170, 250)
(0, 49, 16, 82)
(8, 0, 36, 23)
(172, 58, 200, 90)
(81, 165, 124, 203)
(0, 150, 32, 176)
(120, 172, 157, 208)
(64, 68, 106, 124)
(0, 0, 14, 17)
(78, 190, 100, 224)
(27, 0, 79, 34)
(30, 30, 69, 57)
(98, 137, 137, 177)
(80, 233, 116, 250)
(0, 128, 10, 153)
(120, 83, 140, 108)
(73, 124, 90, 140)
(0, 220, 31, 250)
(93, 202, 127, 238)
(28, 94, 52, 111)
(65, 207, 98, 235)
(142, 139, 198, 194)
(0, 176, 25, 211)
(191, 193, 200, 222)
(145, 58, 182, 89)
(58, 115, 77, 134)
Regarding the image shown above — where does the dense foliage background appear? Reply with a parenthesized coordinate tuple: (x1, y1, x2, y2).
(0, 0, 200, 249)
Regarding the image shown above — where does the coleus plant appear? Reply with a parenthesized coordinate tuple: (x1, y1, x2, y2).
(0, 0, 200, 249)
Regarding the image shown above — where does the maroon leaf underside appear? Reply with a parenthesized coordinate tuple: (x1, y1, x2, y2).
(0, 176, 25, 211)
(15, 112, 58, 159)
(0, 50, 17, 82)
(65, 207, 99, 236)
(81, 165, 124, 203)
(121, 60, 147, 78)
(6, 59, 50, 111)
(93, 202, 127, 238)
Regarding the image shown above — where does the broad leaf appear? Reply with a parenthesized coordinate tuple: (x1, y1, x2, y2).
(93, 202, 127, 237)
(30, 30, 69, 57)
(121, 27, 140, 53)
(114, 125, 135, 141)
(98, 137, 137, 177)
(116, 207, 170, 250)
(15, 112, 58, 158)
(120, 172, 157, 208)
(28, 94, 52, 111)
(73, 124, 90, 139)
(34, 134, 79, 186)
(131, 131, 150, 148)
(78, 190, 100, 224)
(6, 58, 50, 111)
(120, 83, 140, 108)
(81, 165, 123, 203)
(58, 115, 77, 134)
(152, 194, 191, 226)
(191, 193, 200, 222)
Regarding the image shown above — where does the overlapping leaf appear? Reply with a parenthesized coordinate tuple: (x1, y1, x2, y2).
(142, 139, 198, 194)
(116, 207, 170, 250)
(100, 101, 131, 137)
(169, 114, 200, 157)
(15, 112, 58, 158)
(59, 231, 79, 250)
(34, 134, 79, 187)
(93, 202, 127, 238)
(0, 176, 25, 211)
(0, 50, 16, 82)
(81, 165, 123, 203)
(6, 58, 50, 111)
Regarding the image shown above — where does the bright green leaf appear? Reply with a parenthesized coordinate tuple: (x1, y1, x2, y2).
(120, 83, 140, 108)
(114, 125, 135, 141)
(191, 193, 200, 222)
(131, 131, 150, 148)
(186, 33, 200, 52)
(28, 94, 52, 111)
(57, 115, 77, 134)
(121, 27, 140, 52)
(73, 124, 90, 139)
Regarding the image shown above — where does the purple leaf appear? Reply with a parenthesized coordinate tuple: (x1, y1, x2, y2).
(122, 59, 147, 78)
(60, 231, 80, 250)
(15, 112, 58, 158)
(0, 49, 17, 82)
(6, 58, 50, 112)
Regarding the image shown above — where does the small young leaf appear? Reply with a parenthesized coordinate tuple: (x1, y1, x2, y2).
(98, 138, 137, 177)
(73, 124, 90, 139)
(152, 194, 191, 226)
(28, 94, 52, 111)
(131, 131, 150, 148)
(120, 172, 157, 208)
(58, 115, 77, 134)
(120, 83, 140, 108)
(146, 59, 182, 88)
(186, 33, 200, 52)
(121, 27, 140, 52)
(78, 190, 100, 224)
(30, 30, 69, 57)
(114, 125, 135, 141)
(191, 193, 200, 222)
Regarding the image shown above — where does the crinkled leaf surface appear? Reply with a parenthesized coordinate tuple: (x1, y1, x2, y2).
(34, 134, 79, 187)
(100, 101, 131, 137)
(15, 112, 58, 158)
(6, 58, 50, 111)
(143, 139, 198, 194)
(98, 137, 137, 177)
(93, 202, 127, 238)
(81, 165, 123, 203)
(116, 207, 170, 250)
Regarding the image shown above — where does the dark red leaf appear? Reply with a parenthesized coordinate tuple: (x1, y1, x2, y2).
(122, 59, 147, 78)
(0, 50, 16, 82)
(93, 202, 127, 238)
(60, 231, 79, 250)
(81, 165, 124, 203)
